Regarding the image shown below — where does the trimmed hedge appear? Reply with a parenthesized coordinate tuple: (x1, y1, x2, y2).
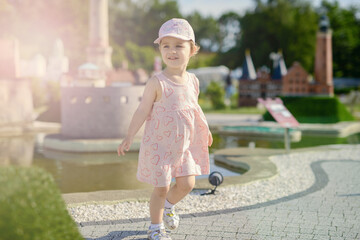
(0, 167, 83, 240)
(263, 96, 355, 123)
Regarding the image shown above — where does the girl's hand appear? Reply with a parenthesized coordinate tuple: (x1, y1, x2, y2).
(208, 131, 213, 147)
(117, 136, 133, 156)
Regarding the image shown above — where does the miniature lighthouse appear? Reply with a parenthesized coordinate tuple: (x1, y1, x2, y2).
(87, 0, 113, 71)
(314, 15, 333, 95)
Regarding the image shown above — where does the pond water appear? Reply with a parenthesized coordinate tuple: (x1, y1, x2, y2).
(0, 133, 241, 194)
(212, 132, 360, 149)
(1, 131, 359, 193)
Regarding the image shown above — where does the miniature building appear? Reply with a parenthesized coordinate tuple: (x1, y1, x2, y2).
(61, 86, 144, 139)
(238, 50, 282, 106)
(238, 15, 334, 106)
(46, 39, 69, 81)
(0, 38, 33, 128)
(240, 49, 256, 80)
(87, 0, 113, 71)
(271, 51, 287, 80)
(59, 0, 145, 139)
(313, 15, 334, 95)
(76, 62, 106, 87)
(19, 54, 47, 78)
(0, 38, 19, 79)
(106, 68, 136, 86)
(282, 62, 310, 95)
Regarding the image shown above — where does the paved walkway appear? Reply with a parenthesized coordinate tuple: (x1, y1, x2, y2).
(78, 156, 360, 239)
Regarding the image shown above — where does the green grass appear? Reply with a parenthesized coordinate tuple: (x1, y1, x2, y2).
(199, 100, 265, 114)
(209, 132, 360, 151)
(263, 96, 355, 123)
(203, 107, 266, 114)
(0, 167, 83, 240)
(344, 103, 360, 121)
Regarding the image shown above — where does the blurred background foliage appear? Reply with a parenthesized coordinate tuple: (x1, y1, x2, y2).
(0, 0, 359, 77)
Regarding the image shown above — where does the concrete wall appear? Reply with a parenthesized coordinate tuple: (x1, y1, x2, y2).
(61, 85, 145, 139)
(0, 80, 33, 126)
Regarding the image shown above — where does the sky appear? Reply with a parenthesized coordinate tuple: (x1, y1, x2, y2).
(177, 0, 360, 17)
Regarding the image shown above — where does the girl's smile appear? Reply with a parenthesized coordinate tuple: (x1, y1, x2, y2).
(167, 56, 179, 60)
(160, 37, 193, 69)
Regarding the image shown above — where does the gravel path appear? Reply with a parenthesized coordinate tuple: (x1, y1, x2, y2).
(67, 145, 360, 223)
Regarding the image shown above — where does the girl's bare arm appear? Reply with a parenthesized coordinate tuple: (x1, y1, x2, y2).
(118, 77, 159, 155)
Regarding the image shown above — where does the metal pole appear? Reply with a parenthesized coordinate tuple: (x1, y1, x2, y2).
(284, 127, 290, 152)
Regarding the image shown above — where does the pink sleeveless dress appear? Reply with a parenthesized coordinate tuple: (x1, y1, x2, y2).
(137, 71, 210, 187)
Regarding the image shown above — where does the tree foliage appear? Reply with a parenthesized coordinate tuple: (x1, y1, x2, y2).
(320, 0, 360, 78)
(216, 0, 360, 78)
(217, 0, 318, 73)
(187, 11, 221, 52)
(110, 0, 182, 47)
(218, 12, 241, 52)
(2, 0, 359, 77)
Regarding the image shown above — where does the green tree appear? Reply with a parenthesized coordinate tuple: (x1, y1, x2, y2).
(123, 41, 158, 72)
(110, 0, 182, 47)
(110, 0, 182, 71)
(110, 0, 224, 52)
(110, 0, 147, 47)
(320, 1, 360, 78)
(217, 0, 318, 72)
(110, 0, 223, 70)
(186, 11, 220, 52)
(140, 0, 182, 46)
(218, 12, 241, 52)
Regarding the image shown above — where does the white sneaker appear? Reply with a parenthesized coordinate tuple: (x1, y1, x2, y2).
(163, 207, 180, 230)
(147, 227, 172, 240)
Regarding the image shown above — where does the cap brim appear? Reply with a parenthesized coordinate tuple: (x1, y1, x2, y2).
(154, 33, 192, 44)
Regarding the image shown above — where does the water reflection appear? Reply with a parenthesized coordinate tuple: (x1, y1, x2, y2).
(0, 134, 241, 194)
(0, 136, 34, 166)
(2, 132, 359, 194)
(38, 150, 152, 193)
(211, 132, 360, 150)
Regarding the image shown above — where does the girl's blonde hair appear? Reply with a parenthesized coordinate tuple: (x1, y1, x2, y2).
(190, 41, 200, 56)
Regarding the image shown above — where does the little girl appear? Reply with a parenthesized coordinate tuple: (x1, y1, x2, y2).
(118, 18, 212, 240)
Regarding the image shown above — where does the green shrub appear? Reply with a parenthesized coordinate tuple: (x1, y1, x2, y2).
(334, 87, 358, 95)
(205, 81, 226, 110)
(188, 52, 217, 69)
(0, 167, 83, 240)
(230, 92, 239, 109)
(263, 96, 355, 123)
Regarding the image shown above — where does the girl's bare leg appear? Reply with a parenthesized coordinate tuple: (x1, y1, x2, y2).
(149, 186, 170, 224)
(166, 175, 195, 204)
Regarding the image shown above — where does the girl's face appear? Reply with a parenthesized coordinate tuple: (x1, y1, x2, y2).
(159, 37, 193, 69)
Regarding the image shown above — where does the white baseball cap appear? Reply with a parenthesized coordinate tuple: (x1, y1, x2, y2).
(154, 18, 195, 44)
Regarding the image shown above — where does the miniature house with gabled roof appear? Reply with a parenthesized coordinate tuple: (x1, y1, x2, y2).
(238, 15, 334, 107)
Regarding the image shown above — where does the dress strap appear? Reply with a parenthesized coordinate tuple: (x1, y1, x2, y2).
(155, 72, 171, 88)
(153, 72, 166, 97)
